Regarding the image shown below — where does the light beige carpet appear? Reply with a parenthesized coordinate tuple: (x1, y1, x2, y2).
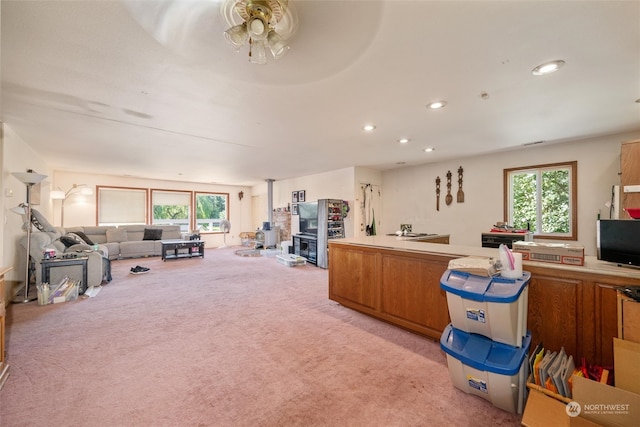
(2, 248, 521, 426)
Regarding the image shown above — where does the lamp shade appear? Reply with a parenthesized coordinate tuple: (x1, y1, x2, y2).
(10, 204, 27, 215)
(12, 171, 47, 185)
(250, 39, 267, 64)
(267, 30, 289, 59)
(50, 190, 65, 200)
(224, 23, 249, 50)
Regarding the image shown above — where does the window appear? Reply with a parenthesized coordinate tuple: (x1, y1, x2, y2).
(151, 190, 191, 232)
(195, 192, 229, 232)
(98, 186, 147, 225)
(504, 161, 577, 240)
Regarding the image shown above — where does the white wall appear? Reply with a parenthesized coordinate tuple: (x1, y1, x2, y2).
(2, 124, 54, 296)
(52, 171, 251, 249)
(252, 167, 357, 237)
(382, 131, 640, 255)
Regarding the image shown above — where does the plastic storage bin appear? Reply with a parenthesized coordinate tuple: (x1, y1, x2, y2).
(440, 324, 531, 414)
(276, 254, 307, 267)
(440, 270, 530, 347)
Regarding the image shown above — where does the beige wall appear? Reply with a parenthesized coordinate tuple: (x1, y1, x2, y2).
(251, 167, 358, 238)
(52, 171, 251, 249)
(2, 124, 55, 297)
(382, 131, 640, 255)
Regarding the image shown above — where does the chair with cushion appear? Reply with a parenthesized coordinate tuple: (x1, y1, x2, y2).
(18, 209, 110, 291)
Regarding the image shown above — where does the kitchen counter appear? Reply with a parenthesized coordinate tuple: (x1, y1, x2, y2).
(329, 237, 640, 366)
(336, 235, 640, 280)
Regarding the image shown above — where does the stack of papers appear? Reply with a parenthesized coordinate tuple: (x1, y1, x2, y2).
(447, 256, 498, 277)
(529, 344, 577, 398)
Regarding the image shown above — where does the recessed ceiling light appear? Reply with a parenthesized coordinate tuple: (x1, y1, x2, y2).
(398, 138, 409, 144)
(424, 147, 435, 152)
(532, 60, 565, 76)
(427, 101, 447, 109)
(363, 124, 376, 132)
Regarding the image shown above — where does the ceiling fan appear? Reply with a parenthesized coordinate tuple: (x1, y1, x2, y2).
(221, 0, 298, 64)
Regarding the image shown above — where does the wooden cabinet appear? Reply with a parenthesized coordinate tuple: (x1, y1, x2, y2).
(0, 267, 12, 390)
(525, 264, 624, 367)
(329, 241, 640, 366)
(329, 243, 450, 340)
(621, 139, 640, 218)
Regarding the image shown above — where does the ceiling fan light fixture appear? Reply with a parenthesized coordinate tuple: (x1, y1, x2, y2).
(224, 22, 249, 50)
(222, 0, 295, 64)
(247, 15, 269, 40)
(249, 39, 267, 64)
(267, 30, 289, 59)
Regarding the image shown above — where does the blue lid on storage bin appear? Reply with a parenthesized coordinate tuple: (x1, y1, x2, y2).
(440, 324, 531, 376)
(440, 270, 530, 303)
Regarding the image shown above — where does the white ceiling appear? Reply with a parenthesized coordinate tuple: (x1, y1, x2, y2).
(2, 0, 639, 187)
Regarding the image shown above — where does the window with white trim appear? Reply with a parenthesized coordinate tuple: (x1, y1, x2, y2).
(504, 161, 577, 240)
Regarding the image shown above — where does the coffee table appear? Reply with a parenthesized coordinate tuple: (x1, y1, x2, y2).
(161, 240, 204, 261)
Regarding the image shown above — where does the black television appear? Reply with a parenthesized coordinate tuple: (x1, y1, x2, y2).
(298, 201, 318, 236)
(597, 220, 640, 267)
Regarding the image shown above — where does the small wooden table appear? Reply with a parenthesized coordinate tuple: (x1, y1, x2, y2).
(41, 256, 89, 295)
(161, 240, 204, 261)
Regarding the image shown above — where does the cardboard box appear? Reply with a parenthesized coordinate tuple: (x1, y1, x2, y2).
(512, 241, 585, 266)
(617, 295, 640, 343)
(522, 338, 640, 427)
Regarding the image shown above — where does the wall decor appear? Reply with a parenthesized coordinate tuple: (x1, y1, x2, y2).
(292, 203, 299, 215)
(435, 176, 441, 211)
(445, 170, 453, 206)
(298, 190, 306, 202)
(292, 191, 298, 204)
(457, 166, 464, 203)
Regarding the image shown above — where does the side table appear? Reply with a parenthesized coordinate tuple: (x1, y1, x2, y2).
(41, 256, 89, 295)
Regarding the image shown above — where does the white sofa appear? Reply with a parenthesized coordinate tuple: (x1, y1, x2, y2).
(65, 225, 183, 260)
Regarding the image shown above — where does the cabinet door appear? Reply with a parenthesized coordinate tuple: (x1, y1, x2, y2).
(380, 253, 450, 337)
(329, 245, 379, 310)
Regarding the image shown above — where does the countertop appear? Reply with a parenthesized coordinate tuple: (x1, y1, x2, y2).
(331, 236, 640, 281)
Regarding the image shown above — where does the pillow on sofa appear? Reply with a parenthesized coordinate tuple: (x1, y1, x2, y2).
(73, 231, 95, 246)
(106, 227, 128, 243)
(66, 232, 88, 245)
(59, 236, 78, 248)
(143, 228, 163, 241)
(30, 208, 57, 233)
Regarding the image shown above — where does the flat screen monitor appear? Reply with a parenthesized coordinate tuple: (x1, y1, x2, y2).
(298, 202, 318, 236)
(597, 220, 640, 267)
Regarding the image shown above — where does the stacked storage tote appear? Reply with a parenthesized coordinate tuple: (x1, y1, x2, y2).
(439, 270, 531, 414)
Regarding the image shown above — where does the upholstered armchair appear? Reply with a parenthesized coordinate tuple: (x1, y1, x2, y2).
(17, 209, 110, 291)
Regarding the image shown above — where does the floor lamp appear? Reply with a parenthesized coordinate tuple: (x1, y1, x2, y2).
(50, 184, 93, 227)
(11, 169, 48, 303)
